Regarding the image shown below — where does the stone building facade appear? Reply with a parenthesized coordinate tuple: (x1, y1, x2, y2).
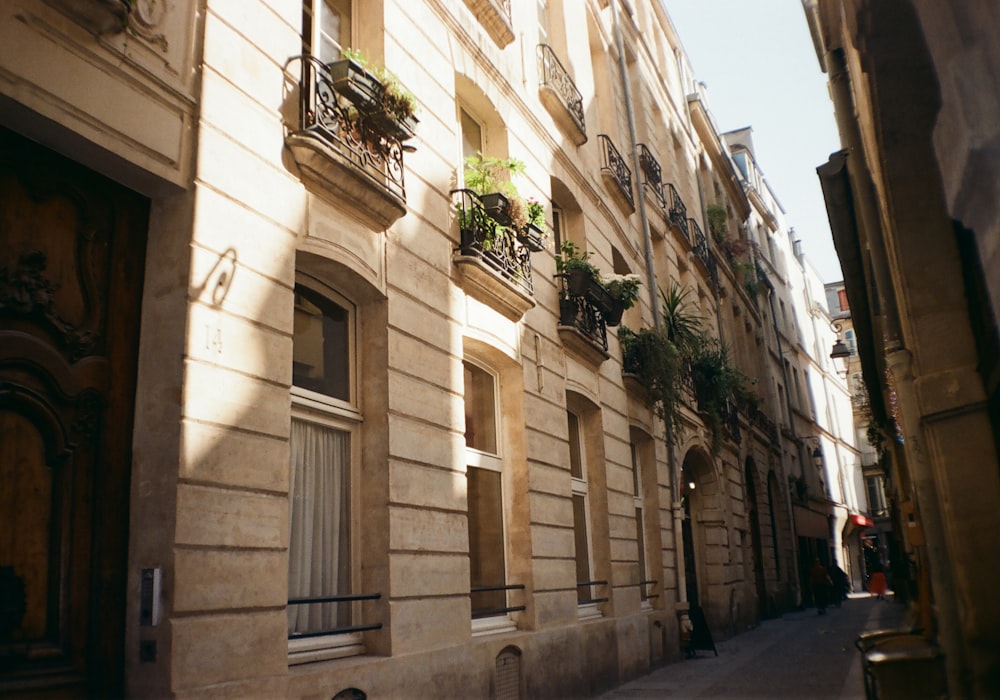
(2, 0, 853, 696)
(807, 0, 1000, 696)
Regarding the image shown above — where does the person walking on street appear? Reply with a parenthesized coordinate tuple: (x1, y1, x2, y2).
(809, 558, 832, 615)
(829, 563, 849, 607)
(868, 564, 888, 601)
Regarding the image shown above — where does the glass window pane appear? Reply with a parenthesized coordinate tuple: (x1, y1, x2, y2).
(464, 362, 497, 454)
(460, 108, 483, 166)
(318, 0, 351, 62)
(567, 411, 583, 480)
(293, 286, 350, 401)
(287, 418, 351, 635)
(572, 493, 590, 602)
(636, 507, 647, 599)
(468, 466, 506, 615)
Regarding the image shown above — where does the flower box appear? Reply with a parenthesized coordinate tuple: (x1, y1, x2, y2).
(564, 268, 593, 296)
(478, 192, 512, 227)
(367, 110, 419, 142)
(326, 59, 383, 112)
(517, 223, 546, 252)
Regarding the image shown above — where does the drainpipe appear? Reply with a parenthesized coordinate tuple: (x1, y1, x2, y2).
(609, 0, 691, 636)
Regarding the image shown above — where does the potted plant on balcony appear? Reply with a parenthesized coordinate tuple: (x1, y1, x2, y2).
(463, 153, 527, 227)
(688, 337, 749, 453)
(516, 198, 547, 252)
(619, 326, 684, 433)
(597, 273, 641, 326)
(332, 49, 419, 141)
(555, 241, 600, 296)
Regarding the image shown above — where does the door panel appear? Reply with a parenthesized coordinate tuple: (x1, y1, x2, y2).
(0, 126, 148, 697)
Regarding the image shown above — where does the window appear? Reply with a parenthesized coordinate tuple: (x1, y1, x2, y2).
(631, 440, 651, 605)
(866, 475, 888, 517)
(304, 0, 351, 62)
(837, 288, 849, 312)
(568, 410, 596, 614)
(465, 361, 510, 625)
(845, 330, 857, 355)
(551, 202, 564, 250)
(460, 107, 484, 180)
(288, 283, 362, 662)
(536, 0, 549, 44)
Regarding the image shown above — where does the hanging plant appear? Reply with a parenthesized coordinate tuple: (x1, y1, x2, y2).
(688, 337, 750, 453)
(619, 326, 685, 436)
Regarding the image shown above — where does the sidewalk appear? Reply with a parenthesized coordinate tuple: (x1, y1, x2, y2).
(600, 595, 908, 699)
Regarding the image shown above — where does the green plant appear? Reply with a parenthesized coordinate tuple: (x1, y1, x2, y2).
(463, 153, 525, 198)
(555, 240, 600, 276)
(526, 198, 546, 228)
(342, 48, 417, 122)
(688, 337, 749, 453)
(601, 273, 642, 310)
(619, 326, 685, 436)
(659, 282, 703, 354)
(706, 204, 728, 245)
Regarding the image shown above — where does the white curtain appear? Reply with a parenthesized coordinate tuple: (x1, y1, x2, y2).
(287, 417, 350, 635)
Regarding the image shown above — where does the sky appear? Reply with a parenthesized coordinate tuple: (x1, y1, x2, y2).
(663, 0, 845, 284)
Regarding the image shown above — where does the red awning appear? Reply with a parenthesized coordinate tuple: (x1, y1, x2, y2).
(851, 514, 874, 527)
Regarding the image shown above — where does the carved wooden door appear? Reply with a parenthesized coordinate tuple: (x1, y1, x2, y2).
(0, 126, 148, 697)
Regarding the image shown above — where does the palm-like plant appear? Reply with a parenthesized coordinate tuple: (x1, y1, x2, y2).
(660, 282, 703, 353)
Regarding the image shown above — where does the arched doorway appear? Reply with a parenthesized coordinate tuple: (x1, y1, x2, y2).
(745, 458, 768, 619)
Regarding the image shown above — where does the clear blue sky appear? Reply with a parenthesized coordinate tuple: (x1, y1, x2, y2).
(664, 0, 844, 283)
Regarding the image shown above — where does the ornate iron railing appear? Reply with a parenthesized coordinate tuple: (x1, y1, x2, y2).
(453, 189, 534, 295)
(689, 218, 712, 272)
(598, 134, 633, 207)
(638, 144, 665, 208)
(558, 276, 608, 351)
(288, 54, 406, 202)
(537, 44, 586, 135)
(666, 184, 689, 241)
(740, 399, 779, 444)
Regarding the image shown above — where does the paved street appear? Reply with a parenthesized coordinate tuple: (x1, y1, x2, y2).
(601, 595, 907, 699)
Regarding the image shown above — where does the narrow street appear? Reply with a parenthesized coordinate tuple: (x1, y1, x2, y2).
(601, 595, 907, 699)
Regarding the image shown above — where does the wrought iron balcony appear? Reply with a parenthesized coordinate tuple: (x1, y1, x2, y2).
(285, 55, 410, 226)
(689, 218, 712, 272)
(666, 184, 689, 241)
(598, 134, 633, 209)
(638, 144, 665, 208)
(538, 45, 587, 143)
(452, 189, 534, 296)
(558, 275, 608, 353)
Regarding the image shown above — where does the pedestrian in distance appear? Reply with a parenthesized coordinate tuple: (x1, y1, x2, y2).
(829, 563, 849, 607)
(809, 558, 832, 615)
(868, 564, 888, 601)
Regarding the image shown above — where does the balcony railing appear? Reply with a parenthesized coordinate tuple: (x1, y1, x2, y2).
(558, 275, 608, 352)
(638, 144, 665, 208)
(286, 54, 407, 205)
(453, 189, 534, 296)
(740, 399, 779, 444)
(287, 592, 382, 639)
(538, 45, 586, 140)
(471, 582, 526, 619)
(689, 218, 712, 271)
(598, 134, 633, 208)
(666, 184, 689, 241)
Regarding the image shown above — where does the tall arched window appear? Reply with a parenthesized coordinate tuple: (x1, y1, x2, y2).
(288, 282, 362, 661)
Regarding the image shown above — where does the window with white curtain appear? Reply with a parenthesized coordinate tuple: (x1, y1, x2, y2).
(288, 283, 362, 663)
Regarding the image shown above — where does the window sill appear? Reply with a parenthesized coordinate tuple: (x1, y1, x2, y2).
(577, 603, 603, 621)
(288, 633, 365, 666)
(471, 615, 517, 637)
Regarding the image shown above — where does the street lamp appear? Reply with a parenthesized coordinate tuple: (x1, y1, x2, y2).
(829, 322, 851, 378)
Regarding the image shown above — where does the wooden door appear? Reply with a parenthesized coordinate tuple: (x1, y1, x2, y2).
(0, 126, 148, 697)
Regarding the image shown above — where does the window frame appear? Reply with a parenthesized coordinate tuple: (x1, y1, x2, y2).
(287, 278, 364, 665)
(463, 359, 515, 635)
(303, 0, 353, 62)
(567, 409, 598, 619)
